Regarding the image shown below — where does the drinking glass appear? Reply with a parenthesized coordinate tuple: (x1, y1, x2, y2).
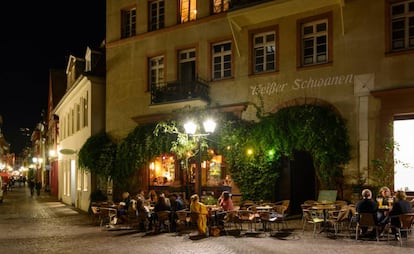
(376, 197, 383, 207)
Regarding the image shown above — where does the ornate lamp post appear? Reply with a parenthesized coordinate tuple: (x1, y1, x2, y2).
(184, 118, 216, 196)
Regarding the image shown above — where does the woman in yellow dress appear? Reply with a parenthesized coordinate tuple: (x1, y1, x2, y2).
(190, 194, 208, 236)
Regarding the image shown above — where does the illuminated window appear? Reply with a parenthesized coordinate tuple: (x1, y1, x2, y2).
(180, 0, 197, 23)
(212, 0, 230, 14)
(121, 7, 136, 38)
(149, 155, 176, 186)
(207, 155, 222, 186)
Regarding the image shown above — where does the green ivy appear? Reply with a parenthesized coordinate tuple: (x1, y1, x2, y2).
(78, 104, 351, 201)
(78, 132, 116, 179)
(217, 104, 351, 200)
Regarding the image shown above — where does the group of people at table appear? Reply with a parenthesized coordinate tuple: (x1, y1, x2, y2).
(111, 189, 234, 236)
(355, 186, 413, 240)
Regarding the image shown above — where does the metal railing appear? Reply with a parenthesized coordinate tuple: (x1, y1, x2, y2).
(150, 78, 210, 105)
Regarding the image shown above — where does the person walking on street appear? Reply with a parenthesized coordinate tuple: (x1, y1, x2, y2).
(35, 181, 42, 196)
(28, 178, 35, 197)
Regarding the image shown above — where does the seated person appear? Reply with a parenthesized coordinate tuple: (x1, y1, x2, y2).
(190, 194, 208, 236)
(135, 198, 150, 231)
(355, 188, 378, 236)
(389, 190, 413, 240)
(149, 195, 171, 232)
(117, 192, 132, 224)
(376, 186, 393, 225)
(169, 193, 186, 232)
(217, 191, 234, 227)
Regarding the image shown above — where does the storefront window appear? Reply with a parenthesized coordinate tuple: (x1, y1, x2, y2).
(149, 154, 175, 186)
(207, 155, 222, 186)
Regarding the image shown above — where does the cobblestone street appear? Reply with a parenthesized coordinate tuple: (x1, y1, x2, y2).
(0, 185, 412, 254)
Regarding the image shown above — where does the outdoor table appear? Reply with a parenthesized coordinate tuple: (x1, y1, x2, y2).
(256, 205, 272, 211)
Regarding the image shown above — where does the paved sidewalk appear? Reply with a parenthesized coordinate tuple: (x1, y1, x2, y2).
(0, 185, 412, 254)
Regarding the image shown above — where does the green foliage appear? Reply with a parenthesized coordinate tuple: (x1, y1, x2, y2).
(265, 105, 351, 188)
(114, 123, 175, 187)
(78, 132, 116, 179)
(203, 195, 217, 205)
(217, 119, 281, 201)
(370, 124, 409, 189)
(218, 104, 351, 199)
(78, 104, 351, 201)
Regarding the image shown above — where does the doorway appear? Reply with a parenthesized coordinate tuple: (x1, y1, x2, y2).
(276, 151, 316, 215)
(393, 118, 414, 191)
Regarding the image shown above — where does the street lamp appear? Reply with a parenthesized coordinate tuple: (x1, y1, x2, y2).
(184, 118, 216, 196)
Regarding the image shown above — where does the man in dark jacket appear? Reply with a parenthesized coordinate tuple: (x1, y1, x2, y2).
(356, 189, 378, 235)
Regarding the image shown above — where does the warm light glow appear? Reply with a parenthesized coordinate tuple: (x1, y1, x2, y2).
(49, 150, 56, 157)
(394, 119, 414, 191)
(246, 149, 253, 156)
(203, 119, 216, 133)
(184, 120, 197, 135)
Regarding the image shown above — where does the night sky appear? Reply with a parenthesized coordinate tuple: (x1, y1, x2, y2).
(0, 1, 106, 155)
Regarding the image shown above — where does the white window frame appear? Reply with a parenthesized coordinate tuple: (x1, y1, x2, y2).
(301, 19, 328, 66)
(149, 0, 165, 31)
(121, 7, 136, 38)
(390, 0, 414, 51)
(149, 56, 165, 90)
(253, 31, 276, 73)
(212, 41, 232, 80)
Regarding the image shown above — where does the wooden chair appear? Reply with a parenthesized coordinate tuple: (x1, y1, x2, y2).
(175, 210, 191, 233)
(137, 209, 149, 232)
(327, 205, 351, 236)
(271, 205, 289, 231)
(223, 210, 240, 233)
(355, 212, 379, 241)
(387, 213, 414, 246)
(237, 210, 256, 232)
(155, 211, 171, 233)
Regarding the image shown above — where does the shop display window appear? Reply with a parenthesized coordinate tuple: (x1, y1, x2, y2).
(149, 154, 175, 186)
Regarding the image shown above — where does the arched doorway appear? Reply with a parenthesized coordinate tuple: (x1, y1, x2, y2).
(271, 98, 348, 215)
(276, 151, 316, 215)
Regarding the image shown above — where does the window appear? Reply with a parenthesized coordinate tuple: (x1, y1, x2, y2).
(76, 103, 80, 132)
(179, 49, 196, 82)
(149, 0, 165, 31)
(149, 56, 165, 91)
(212, 41, 232, 80)
(299, 13, 332, 67)
(180, 0, 197, 23)
(206, 155, 222, 186)
(212, 0, 230, 14)
(389, 0, 414, 51)
(121, 7, 136, 38)
(253, 31, 276, 73)
(83, 93, 88, 128)
(149, 155, 176, 186)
